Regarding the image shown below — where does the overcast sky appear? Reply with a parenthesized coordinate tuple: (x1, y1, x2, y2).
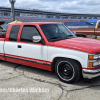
(1, 0, 100, 14)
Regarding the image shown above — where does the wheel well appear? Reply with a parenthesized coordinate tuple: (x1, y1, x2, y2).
(52, 57, 82, 72)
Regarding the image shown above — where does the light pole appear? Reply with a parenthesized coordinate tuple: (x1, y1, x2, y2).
(9, 0, 16, 21)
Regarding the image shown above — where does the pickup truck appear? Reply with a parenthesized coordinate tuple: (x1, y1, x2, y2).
(69, 20, 100, 39)
(0, 22, 100, 83)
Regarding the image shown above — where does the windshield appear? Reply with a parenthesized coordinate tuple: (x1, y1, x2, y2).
(40, 24, 76, 42)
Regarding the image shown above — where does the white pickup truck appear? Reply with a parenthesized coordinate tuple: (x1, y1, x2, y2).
(0, 22, 100, 83)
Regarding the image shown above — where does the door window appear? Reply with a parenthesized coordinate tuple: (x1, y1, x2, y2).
(20, 25, 40, 43)
(9, 25, 20, 41)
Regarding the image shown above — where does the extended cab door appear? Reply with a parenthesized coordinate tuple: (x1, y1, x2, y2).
(4, 25, 20, 63)
(17, 25, 49, 70)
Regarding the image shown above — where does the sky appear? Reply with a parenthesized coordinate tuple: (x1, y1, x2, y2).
(1, 0, 100, 14)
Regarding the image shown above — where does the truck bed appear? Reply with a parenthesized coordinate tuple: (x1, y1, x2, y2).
(0, 31, 6, 39)
(0, 34, 5, 38)
(0, 34, 5, 42)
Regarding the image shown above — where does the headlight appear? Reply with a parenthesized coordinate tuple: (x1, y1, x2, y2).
(93, 55, 99, 60)
(89, 54, 100, 67)
(89, 54, 99, 60)
(93, 61, 100, 66)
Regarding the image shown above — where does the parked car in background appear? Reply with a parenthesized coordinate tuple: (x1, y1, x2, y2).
(68, 20, 100, 39)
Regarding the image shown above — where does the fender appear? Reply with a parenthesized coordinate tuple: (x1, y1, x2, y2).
(47, 46, 88, 68)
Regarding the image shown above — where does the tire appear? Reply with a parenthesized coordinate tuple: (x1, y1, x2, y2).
(55, 58, 81, 83)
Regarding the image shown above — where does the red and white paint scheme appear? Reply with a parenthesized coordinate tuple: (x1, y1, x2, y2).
(0, 22, 100, 83)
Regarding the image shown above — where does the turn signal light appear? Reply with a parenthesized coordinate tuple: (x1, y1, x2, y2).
(89, 62, 93, 67)
(89, 55, 93, 60)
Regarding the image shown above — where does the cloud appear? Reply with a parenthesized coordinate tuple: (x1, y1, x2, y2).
(1, 0, 100, 13)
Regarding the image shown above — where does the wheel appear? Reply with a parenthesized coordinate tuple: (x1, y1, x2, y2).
(55, 58, 81, 83)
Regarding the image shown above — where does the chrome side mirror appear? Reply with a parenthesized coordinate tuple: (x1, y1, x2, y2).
(32, 36, 41, 43)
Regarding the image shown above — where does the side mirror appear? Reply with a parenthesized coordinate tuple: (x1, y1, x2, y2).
(32, 36, 41, 43)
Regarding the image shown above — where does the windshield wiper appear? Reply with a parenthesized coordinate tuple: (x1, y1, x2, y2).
(49, 36, 61, 40)
(63, 35, 74, 40)
(67, 35, 74, 37)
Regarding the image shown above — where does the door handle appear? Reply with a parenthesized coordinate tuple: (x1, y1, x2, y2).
(18, 45, 22, 48)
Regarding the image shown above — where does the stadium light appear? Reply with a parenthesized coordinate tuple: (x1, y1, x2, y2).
(9, 0, 16, 21)
(9, 0, 16, 3)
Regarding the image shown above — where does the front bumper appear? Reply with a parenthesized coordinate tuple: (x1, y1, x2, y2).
(82, 68, 100, 79)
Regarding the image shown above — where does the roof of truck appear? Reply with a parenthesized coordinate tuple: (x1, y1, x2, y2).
(9, 22, 62, 25)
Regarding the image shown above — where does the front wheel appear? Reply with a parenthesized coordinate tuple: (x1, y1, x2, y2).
(55, 58, 81, 83)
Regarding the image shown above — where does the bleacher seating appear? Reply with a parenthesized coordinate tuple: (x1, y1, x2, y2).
(0, 15, 89, 23)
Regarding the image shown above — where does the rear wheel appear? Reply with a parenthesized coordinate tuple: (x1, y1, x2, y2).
(55, 58, 81, 83)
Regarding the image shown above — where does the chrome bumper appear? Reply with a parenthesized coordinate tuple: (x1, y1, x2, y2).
(82, 68, 100, 79)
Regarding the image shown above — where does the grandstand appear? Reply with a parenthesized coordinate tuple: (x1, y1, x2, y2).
(0, 15, 88, 23)
(0, 6, 100, 23)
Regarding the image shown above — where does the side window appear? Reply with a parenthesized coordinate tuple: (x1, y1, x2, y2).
(9, 25, 20, 41)
(20, 25, 40, 42)
(98, 23, 100, 28)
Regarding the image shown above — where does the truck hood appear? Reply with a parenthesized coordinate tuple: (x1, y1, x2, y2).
(50, 37, 100, 54)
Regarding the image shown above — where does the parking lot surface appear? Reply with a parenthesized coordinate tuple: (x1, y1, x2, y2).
(0, 61, 100, 100)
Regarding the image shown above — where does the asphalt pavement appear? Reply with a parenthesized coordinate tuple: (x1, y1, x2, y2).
(0, 60, 100, 100)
